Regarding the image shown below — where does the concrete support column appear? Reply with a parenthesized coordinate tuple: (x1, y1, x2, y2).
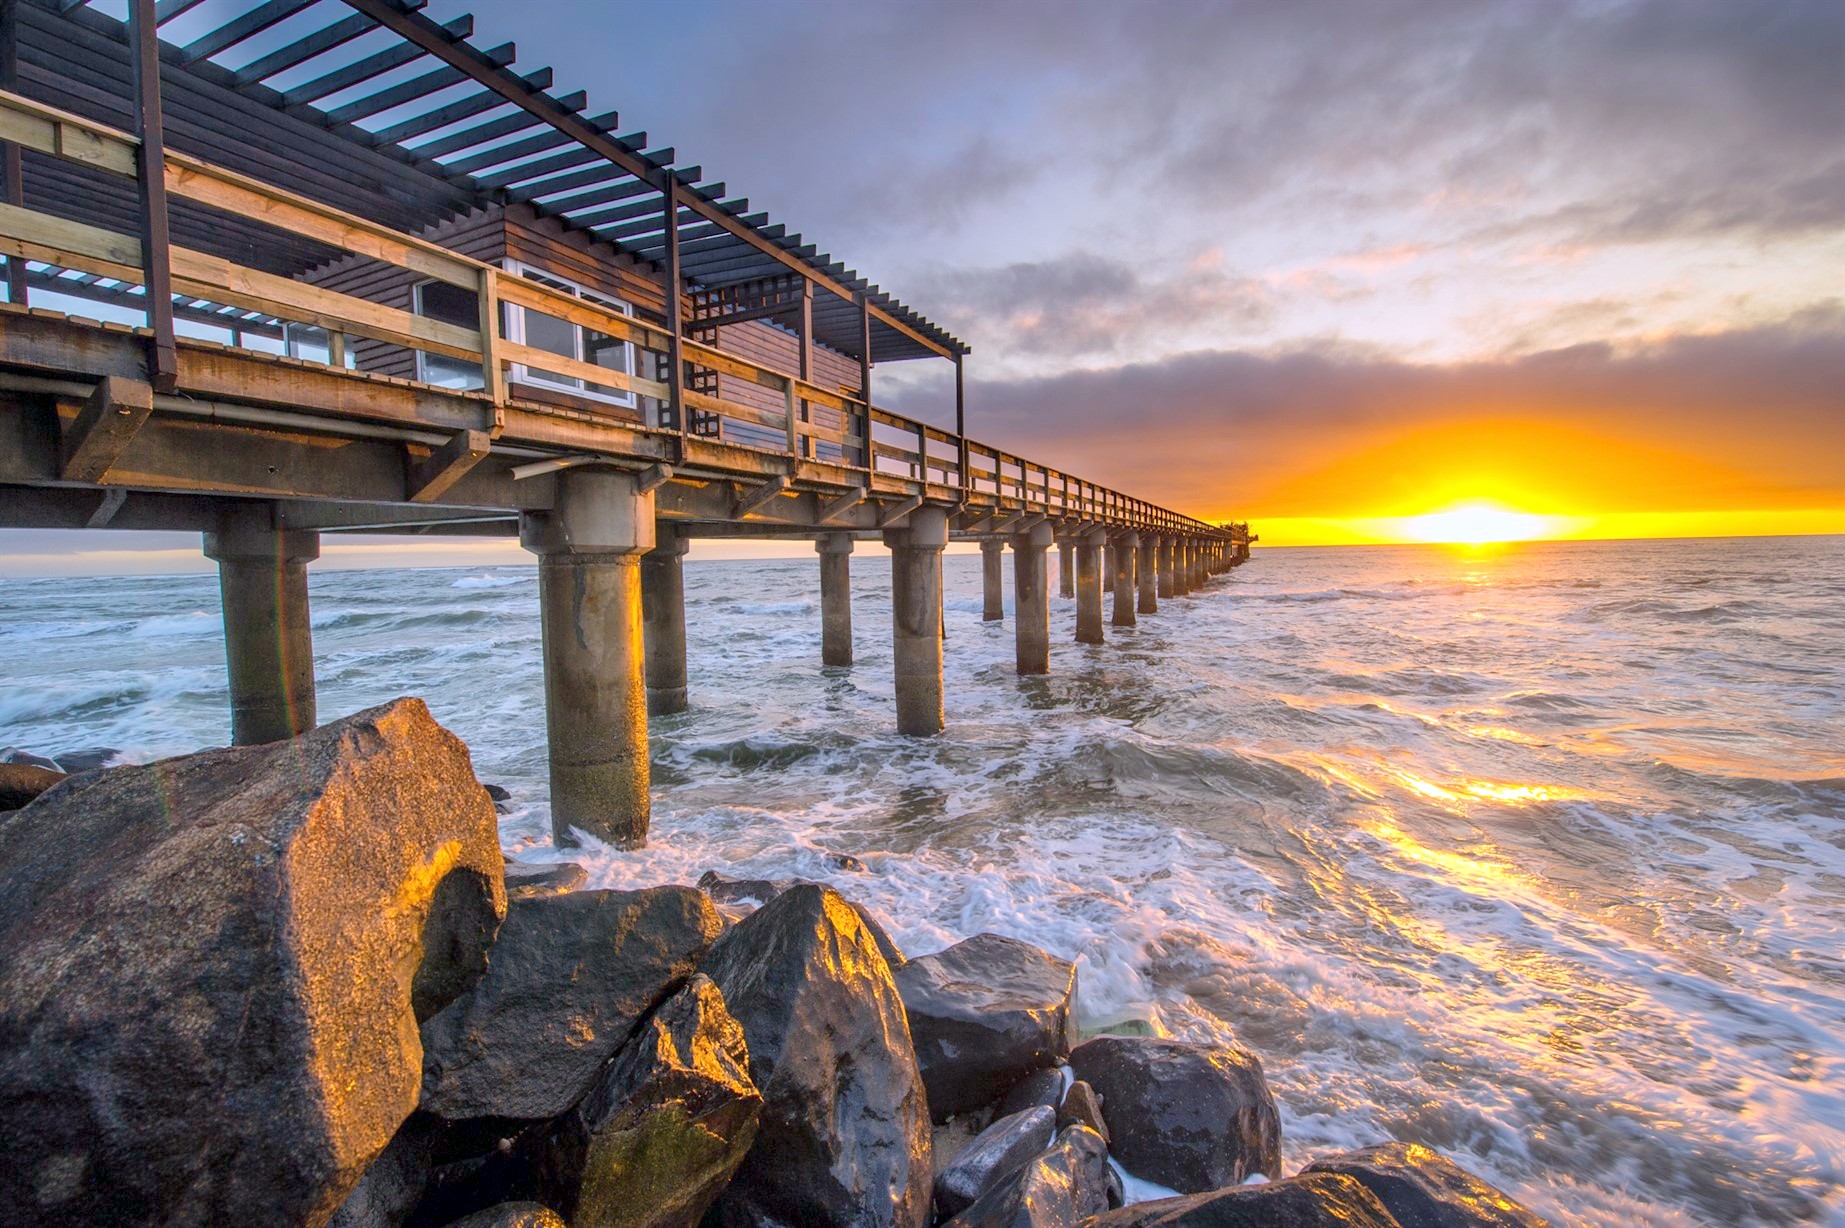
(981, 538, 1005, 622)
(1111, 531, 1139, 627)
(1138, 536, 1159, 615)
(521, 468, 655, 849)
(1012, 521, 1053, 675)
(204, 506, 319, 746)
(1058, 540, 1075, 598)
(1074, 528, 1105, 645)
(885, 506, 948, 736)
(1158, 537, 1175, 599)
(817, 533, 854, 667)
(1194, 542, 1208, 588)
(641, 523, 689, 715)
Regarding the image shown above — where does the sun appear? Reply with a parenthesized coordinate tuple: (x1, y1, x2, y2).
(1399, 501, 1555, 545)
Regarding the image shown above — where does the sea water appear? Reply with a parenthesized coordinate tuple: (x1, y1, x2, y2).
(2, 535, 1841, 1226)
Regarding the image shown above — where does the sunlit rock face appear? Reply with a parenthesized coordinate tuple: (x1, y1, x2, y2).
(1303, 1142, 1551, 1228)
(1087, 1172, 1402, 1227)
(701, 884, 932, 1228)
(0, 697, 506, 1227)
(942, 1122, 1113, 1228)
(1069, 1036, 1283, 1193)
(419, 887, 724, 1122)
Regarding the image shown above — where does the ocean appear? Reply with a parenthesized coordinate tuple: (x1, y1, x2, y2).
(2, 534, 1842, 1226)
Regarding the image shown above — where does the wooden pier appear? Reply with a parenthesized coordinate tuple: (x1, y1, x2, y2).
(0, 0, 1251, 848)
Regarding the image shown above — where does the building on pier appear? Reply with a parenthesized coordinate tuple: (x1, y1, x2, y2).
(0, 0, 1251, 848)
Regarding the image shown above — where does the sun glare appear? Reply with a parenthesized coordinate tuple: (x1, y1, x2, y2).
(1400, 502, 1555, 545)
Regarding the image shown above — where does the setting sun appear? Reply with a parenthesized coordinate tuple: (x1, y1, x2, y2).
(1399, 502, 1557, 545)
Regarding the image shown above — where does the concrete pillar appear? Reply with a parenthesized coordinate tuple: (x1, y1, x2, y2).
(1138, 536, 1159, 615)
(1012, 521, 1053, 675)
(641, 523, 688, 715)
(1111, 531, 1138, 628)
(521, 468, 654, 849)
(1194, 542, 1208, 588)
(817, 533, 853, 667)
(981, 538, 1005, 621)
(1074, 528, 1105, 645)
(1058, 540, 1075, 598)
(203, 507, 318, 746)
(1158, 537, 1175, 599)
(884, 505, 948, 736)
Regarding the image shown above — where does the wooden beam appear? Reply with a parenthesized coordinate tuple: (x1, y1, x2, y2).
(128, 0, 177, 391)
(817, 487, 863, 524)
(876, 494, 922, 528)
(406, 427, 490, 502)
(61, 374, 154, 482)
(732, 474, 791, 519)
(86, 485, 128, 527)
(634, 461, 674, 494)
(662, 184, 685, 434)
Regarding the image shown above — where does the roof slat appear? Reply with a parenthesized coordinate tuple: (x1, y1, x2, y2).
(412, 89, 581, 160)
(182, 0, 316, 63)
(231, 12, 375, 85)
(442, 111, 618, 176)
(279, 14, 472, 105)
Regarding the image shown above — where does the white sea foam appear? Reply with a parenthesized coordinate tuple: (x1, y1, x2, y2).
(3, 537, 1843, 1225)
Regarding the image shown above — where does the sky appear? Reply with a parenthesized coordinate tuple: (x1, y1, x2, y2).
(5, 0, 1842, 573)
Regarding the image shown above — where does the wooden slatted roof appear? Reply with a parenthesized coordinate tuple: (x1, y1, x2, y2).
(14, 0, 968, 363)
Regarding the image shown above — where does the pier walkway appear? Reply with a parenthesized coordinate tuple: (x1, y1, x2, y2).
(0, 0, 1250, 846)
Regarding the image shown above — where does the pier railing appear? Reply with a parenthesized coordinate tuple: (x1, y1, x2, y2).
(0, 88, 1225, 539)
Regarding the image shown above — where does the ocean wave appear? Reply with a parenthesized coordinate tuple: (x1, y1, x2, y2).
(451, 573, 531, 590)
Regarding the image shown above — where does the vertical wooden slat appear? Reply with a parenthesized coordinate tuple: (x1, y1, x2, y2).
(476, 265, 503, 405)
(662, 185, 685, 435)
(0, 0, 24, 307)
(857, 291, 872, 467)
(128, 0, 177, 392)
(954, 353, 966, 493)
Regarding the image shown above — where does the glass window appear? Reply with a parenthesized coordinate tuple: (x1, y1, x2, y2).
(412, 281, 483, 390)
(503, 262, 635, 407)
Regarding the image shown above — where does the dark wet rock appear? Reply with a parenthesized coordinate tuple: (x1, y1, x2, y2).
(895, 933, 1077, 1119)
(539, 974, 761, 1228)
(702, 884, 931, 1228)
(1303, 1142, 1550, 1228)
(444, 1203, 565, 1228)
(934, 1106, 1055, 1219)
(998, 1067, 1067, 1116)
(830, 851, 869, 872)
(0, 698, 506, 1226)
(52, 745, 120, 772)
(1068, 1037, 1281, 1193)
(0, 745, 62, 771)
(331, 1114, 440, 1228)
(503, 861, 587, 899)
(421, 886, 723, 1122)
(1058, 1080, 1108, 1145)
(483, 783, 513, 801)
(0, 760, 65, 810)
(944, 1123, 1111, 1228)
(697, 869, 904, 966)
(1085, 1173, 1401, 1227)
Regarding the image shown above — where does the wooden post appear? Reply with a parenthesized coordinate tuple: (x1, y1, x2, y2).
(797, 277, 813, 456)
(955, 353, 967, 493)
(662, 184, 685, 435)
(0, 0, 25, 307)
(857, 290, 872, 467)
(128, 0, 177, 392)
(477, 266, 503, 404)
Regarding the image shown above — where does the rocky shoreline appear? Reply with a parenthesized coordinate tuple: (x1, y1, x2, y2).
(0, 700, 1550, 1228)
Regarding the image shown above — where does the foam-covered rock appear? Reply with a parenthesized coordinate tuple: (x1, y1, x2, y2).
(1069, 1037, 1281, 1193)
(702, 884, 931, 1228)
(1303, 1142, 1550, 1227)
(420, 887, 723, 1121)
(895, 933, 1076, 1118)
(0, 698, 505, 1226)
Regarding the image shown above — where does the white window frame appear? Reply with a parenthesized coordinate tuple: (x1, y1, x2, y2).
(501, 259, 637, 408)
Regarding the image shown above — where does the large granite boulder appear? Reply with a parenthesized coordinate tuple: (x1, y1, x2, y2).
(0, 698, 506, 1227)
(1069, 1037, 1281, 1193)
(698, 870, 905, 967)
(894, 933, 1077, 1119)
(702, 884, 932, 1228)
(0, 759, 65, 809)
(997, 1067, 1067, 1116)
(541, 974, 761, 1228)
(1303, 1143, 1549, 1227)
(943, 1123, 1112, 1228)
(1086, 1173, 1402, 1227)
(421, 887, 723, 1121)
(933, 1106, 1056, 1219)
(329, 1114, 439, 1228)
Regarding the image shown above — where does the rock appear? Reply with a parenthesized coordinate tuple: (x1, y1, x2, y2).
(830, 851, 869, 872)
(1058, 1080, 1107, 1145)
(698, 869, 904, 966)
(894, 933, 1077, 1119)
(503, 861, 587, 899)
(933, 1106, 1056, 1220)
(483, 783, 513, 801)
(997, 1067, 1067, 1116)
(0, 760, 65, 810)
(1302, 1142, 1550, 1227)
(0, 745, 62, 771)
(445, 1203, 566, 1228)
(1085, 1173, 1402, 1227)
(702, 884, 931, 1228)
(53, 745, 119, 772)
(544, 974, 761, 1228)
(1069, 1037, 1281, 1194)
(0, 698, 506, 1227)
(329, 1114, 438, 1228)
(944, 1124, 1111, 1228)
(421, 886, 723, 1121)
